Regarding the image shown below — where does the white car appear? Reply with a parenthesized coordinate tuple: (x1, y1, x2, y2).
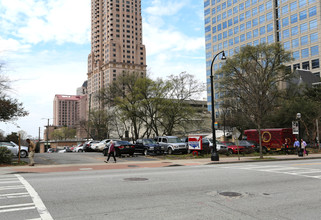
(73, 144, 85, 152)
(91, 139, 111, 152)
(0, 141, 29, 158)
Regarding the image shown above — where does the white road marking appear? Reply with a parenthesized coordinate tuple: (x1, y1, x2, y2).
(0, 185, 25, 190)
(15, 174, 54, 220)
(0, 206, 36, 213)
(220, 165, 321, 180)
(79, 168, 93, 171)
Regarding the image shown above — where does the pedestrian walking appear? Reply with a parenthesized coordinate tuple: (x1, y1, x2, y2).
(301, 139, 308, 156)
(283, 139, 290, 155)
(26, 139, 36, 166)
(293, 138, 300, 154)
(104, 140, 116, 163)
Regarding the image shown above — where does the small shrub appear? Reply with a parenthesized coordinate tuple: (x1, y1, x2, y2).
(0, 147, 13, 164)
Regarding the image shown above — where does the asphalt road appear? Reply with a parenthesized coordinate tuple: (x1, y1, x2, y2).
(2, 159, 321, 219)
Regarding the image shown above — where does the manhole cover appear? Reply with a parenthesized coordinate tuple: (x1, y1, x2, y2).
(219, 192, 242, 197)
(124, 178, 148, 181)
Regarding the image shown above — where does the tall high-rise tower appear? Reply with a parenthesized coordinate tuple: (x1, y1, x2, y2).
(88, 0, 147, 109)
(204, 0, 320, 115)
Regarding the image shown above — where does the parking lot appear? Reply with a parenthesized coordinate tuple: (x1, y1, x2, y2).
(19, 152, 159, 165)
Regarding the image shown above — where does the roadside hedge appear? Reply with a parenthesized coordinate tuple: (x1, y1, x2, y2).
(0, 147, 13, 164)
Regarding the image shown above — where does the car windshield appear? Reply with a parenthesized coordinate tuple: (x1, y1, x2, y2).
(167, 138, 182, 143)
(143, 139, 156, 144)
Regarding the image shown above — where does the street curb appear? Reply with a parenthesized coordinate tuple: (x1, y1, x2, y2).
(206, 156, 321, 165)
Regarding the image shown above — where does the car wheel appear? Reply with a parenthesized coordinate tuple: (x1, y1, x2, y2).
(168, 148, 173, 155)
(262, 147, 268, 154)
(102, 149, 107, 156)
(130, 152, 135, 157)
(228, 149, 233, 155)
(20, 150, 27, 158)
(78, 149, 83, 153)
(115, 150, 121, 157)
(143, 149, 148, 156)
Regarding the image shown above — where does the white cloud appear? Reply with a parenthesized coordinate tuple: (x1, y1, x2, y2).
(1, 0, 91, 45)
(145, 0, 185, 17)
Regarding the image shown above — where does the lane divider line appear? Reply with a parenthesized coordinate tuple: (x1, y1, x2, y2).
(15, 174, 54, 220)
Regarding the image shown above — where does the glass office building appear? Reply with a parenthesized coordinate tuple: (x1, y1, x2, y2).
(204, 0, 320, 115)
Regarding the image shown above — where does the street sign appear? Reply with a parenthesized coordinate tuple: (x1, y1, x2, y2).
(292, 121, 299, 134)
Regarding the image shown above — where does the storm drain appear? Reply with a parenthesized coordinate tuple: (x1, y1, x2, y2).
(219, 192, 242, 197)
(124, 177, 148, 181)
(165, 164, 184, 167)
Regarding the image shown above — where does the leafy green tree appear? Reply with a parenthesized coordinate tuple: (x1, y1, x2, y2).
(218, 43, 293, 158)
(52, 127, 76, 140)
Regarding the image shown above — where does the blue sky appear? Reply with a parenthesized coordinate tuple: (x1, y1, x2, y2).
(0, 0, 206, 138)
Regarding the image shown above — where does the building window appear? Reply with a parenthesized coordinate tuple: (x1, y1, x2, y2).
(284, 41, 290, 50)
(290, 2, 297, 11)
(292, 38, 299, 48)
(293, 51, 300, 60)
(309, 6, 317, 17)
(293, 63, 300, 70)
(291, 26, 298, 36)
(310, 19, 317, 30)
(267, 23, 273, 32)
(298, 0, 307, 8)
(310, 32, 318, 43)
(291, 14, 298, 24)
(300, 22, 308, 33)
(260, 26, 265, 35)
(302, 61, 310, 70)
(300, 35, 308, 46)
(311, 46, 319, 56)
(283, 29, 290, 39)
(282, 17, 289, 27)
(301, 48, 309, 58)
(312, 59, 320, 69)
(282, 5, 289, 15)
(299, 10, 307, 20)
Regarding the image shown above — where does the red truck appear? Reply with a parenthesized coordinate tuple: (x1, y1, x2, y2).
(244, 128, 296, 153)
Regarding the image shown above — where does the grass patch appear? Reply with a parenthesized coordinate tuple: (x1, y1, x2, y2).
(0, 160, 28, 167)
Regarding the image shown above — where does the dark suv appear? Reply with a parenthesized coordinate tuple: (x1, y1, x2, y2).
(135, 139, 164, 155)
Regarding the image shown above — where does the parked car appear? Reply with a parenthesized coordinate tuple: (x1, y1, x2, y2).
(0, 141, 29, 158)
(238, 140, 257, 153)
(58, 147, 73, 153)
(155, 136, 188, 154)
(102, 140, 135, 157)
(207, 138, 229, 154)
(83, 140, 100, 152)
(91, 139, 112, 152)
(73, 143, 85, 152)
(135, 139, 164, 155)
(223, 142, 246, 154)
(47, 148, 58, 153)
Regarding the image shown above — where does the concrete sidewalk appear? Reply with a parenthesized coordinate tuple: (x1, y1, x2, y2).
(1, 153, 321, 175)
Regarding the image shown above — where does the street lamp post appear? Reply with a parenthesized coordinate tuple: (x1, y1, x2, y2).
(210, 50, 226, 161)
(297, 113, 301, 142)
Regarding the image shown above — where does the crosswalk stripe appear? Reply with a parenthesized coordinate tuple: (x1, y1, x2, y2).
(0, 203, 34, 209)
(0, 185, 24, 190)
(0, 206, 36, 213)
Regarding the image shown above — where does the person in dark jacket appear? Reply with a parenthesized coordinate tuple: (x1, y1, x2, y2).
(105, 141, 116, 163)
(283, 138, 290, 155)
